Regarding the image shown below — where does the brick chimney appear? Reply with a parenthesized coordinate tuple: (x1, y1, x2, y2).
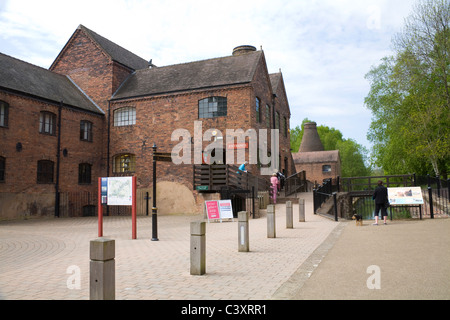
(299, 122, 324, 152)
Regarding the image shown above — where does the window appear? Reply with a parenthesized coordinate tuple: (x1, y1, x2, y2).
(0, 101, 9, 127)
(37, 160, 54, 184)
(198, 97, 227, 119)
(0, 157, 5, 182)
(275, 111, 280, 129)
(80, 121, 93, 142)
(78, 163, 92, 184)
(113, 154, 136, 173)
(39, 111, 56, 135)
(114, 107, 136, 126)
(322, 165, 332, 173)
(266, 105, 271, 128)
(255, 97, 261, 123)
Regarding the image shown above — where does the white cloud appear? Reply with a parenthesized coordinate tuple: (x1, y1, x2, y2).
(0, 0, 416, 151)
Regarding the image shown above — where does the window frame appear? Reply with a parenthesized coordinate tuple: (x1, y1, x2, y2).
(113, 154, 136, 173)
(39, 111, 56, 135)
(37, 160, 54, 184)
(255, 97, 261, 123)
(0, 156, 5, 182)
(80, 120, 93, 142)
(0, 100, 9, 128)
(322, 165, 332, 173)
(198, 97, 227, 119)
(78, 163, 92, 184)
(114, 107, 136, 127)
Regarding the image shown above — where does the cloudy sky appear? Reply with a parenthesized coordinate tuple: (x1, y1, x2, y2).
(0, 0, 416, 152)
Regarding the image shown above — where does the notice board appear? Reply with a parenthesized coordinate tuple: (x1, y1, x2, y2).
(205, 200, 234, 222)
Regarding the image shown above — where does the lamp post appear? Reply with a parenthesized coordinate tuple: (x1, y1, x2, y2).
(152, 143, 159, 241)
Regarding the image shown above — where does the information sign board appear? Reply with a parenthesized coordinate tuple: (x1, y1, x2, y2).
(387, 187, 424, 205)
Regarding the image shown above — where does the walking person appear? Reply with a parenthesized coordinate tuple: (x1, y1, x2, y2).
(373, 180, 389, 225)
(270, 173, 280, 204)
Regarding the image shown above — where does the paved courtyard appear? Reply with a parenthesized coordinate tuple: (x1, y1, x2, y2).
(0, 193, 339, 300)
(1, 192, 449, 301)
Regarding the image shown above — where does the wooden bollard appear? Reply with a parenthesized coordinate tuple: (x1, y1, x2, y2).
(190, 221, 206, 275)
(267, 205, 276, 238)
(90, 238, 115, 300)
(299, 198, 305, 222)
(286, 201, 293, 229)
(238, 211, 249, 252)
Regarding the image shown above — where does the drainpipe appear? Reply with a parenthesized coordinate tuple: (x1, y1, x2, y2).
(55, 101, 62, 217)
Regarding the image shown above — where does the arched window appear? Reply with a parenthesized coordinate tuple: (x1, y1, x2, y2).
(114, 107, 136, 126)
(198, 97, 227, 119)
(113, 154, 136, 173)
(255, 97, 261, 123)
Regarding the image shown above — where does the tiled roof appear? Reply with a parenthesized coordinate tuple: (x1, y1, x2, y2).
(292, 150, 340, 163)
(78, 25, 149, 71)
(112, 50, 263, 100)
(0, 52, 103, 114)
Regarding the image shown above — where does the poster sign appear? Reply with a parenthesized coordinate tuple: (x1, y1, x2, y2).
(107, 177, 133, 206)
(218, 200, 233, 219)
(388, 187, 424, 205)
(205, 200, 234, 221)
(205, 201, 220, 220)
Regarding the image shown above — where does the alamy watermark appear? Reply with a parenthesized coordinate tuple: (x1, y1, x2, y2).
(171, 121, 280, 175)
(366, 265, 381, 290)
(66, 265, 81, 290)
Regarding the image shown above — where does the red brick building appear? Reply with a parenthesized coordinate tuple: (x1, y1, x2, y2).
(0, 25, 294, 219)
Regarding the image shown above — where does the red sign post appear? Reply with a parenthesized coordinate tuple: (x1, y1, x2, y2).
(97, 176, 137, 239)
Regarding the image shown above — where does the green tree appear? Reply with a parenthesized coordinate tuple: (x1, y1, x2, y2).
(365, 0, 450, 177)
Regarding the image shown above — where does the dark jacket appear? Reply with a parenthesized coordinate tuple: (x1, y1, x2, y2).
(373, 185, 388, 204)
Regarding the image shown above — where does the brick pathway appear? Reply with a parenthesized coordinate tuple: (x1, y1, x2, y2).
(0, 193, 340, 300)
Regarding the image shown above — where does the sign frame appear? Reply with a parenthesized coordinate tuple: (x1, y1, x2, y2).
(205, 199, 234, 222)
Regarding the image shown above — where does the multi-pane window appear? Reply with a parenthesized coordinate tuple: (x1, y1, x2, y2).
(198, 97, 227, 119)
(114, 107, 136, 126)
(256, 97, 261, 123)
(39, 111, 56, 135)
(0, 157, 5, 182)
(323, 165, 332, 173)
(266, 105, 271, 128)
(113, 154, 136, 173)
(80, 120, 93, 141)
(0, 101, 9, 127)
(37, 160, 54, 184)
(78, 163, 92, 184)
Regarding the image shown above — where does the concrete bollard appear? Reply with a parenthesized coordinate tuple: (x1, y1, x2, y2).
(286, 201, 293, 229)
(238, 211, 249, 252)
(90, 238, 115, 300)
(299, 198, 305, 222)
(190, 221, 206, 275)
(267, 205, 276, 238)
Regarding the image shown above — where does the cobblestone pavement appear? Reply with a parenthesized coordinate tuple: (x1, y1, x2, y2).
(0, 193, 340, 300)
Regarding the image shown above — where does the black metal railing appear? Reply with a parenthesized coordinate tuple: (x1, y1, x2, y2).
(284, 170, 307, 196)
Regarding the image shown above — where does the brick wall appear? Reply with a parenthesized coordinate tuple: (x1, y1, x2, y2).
(0, 91, 104, 219)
